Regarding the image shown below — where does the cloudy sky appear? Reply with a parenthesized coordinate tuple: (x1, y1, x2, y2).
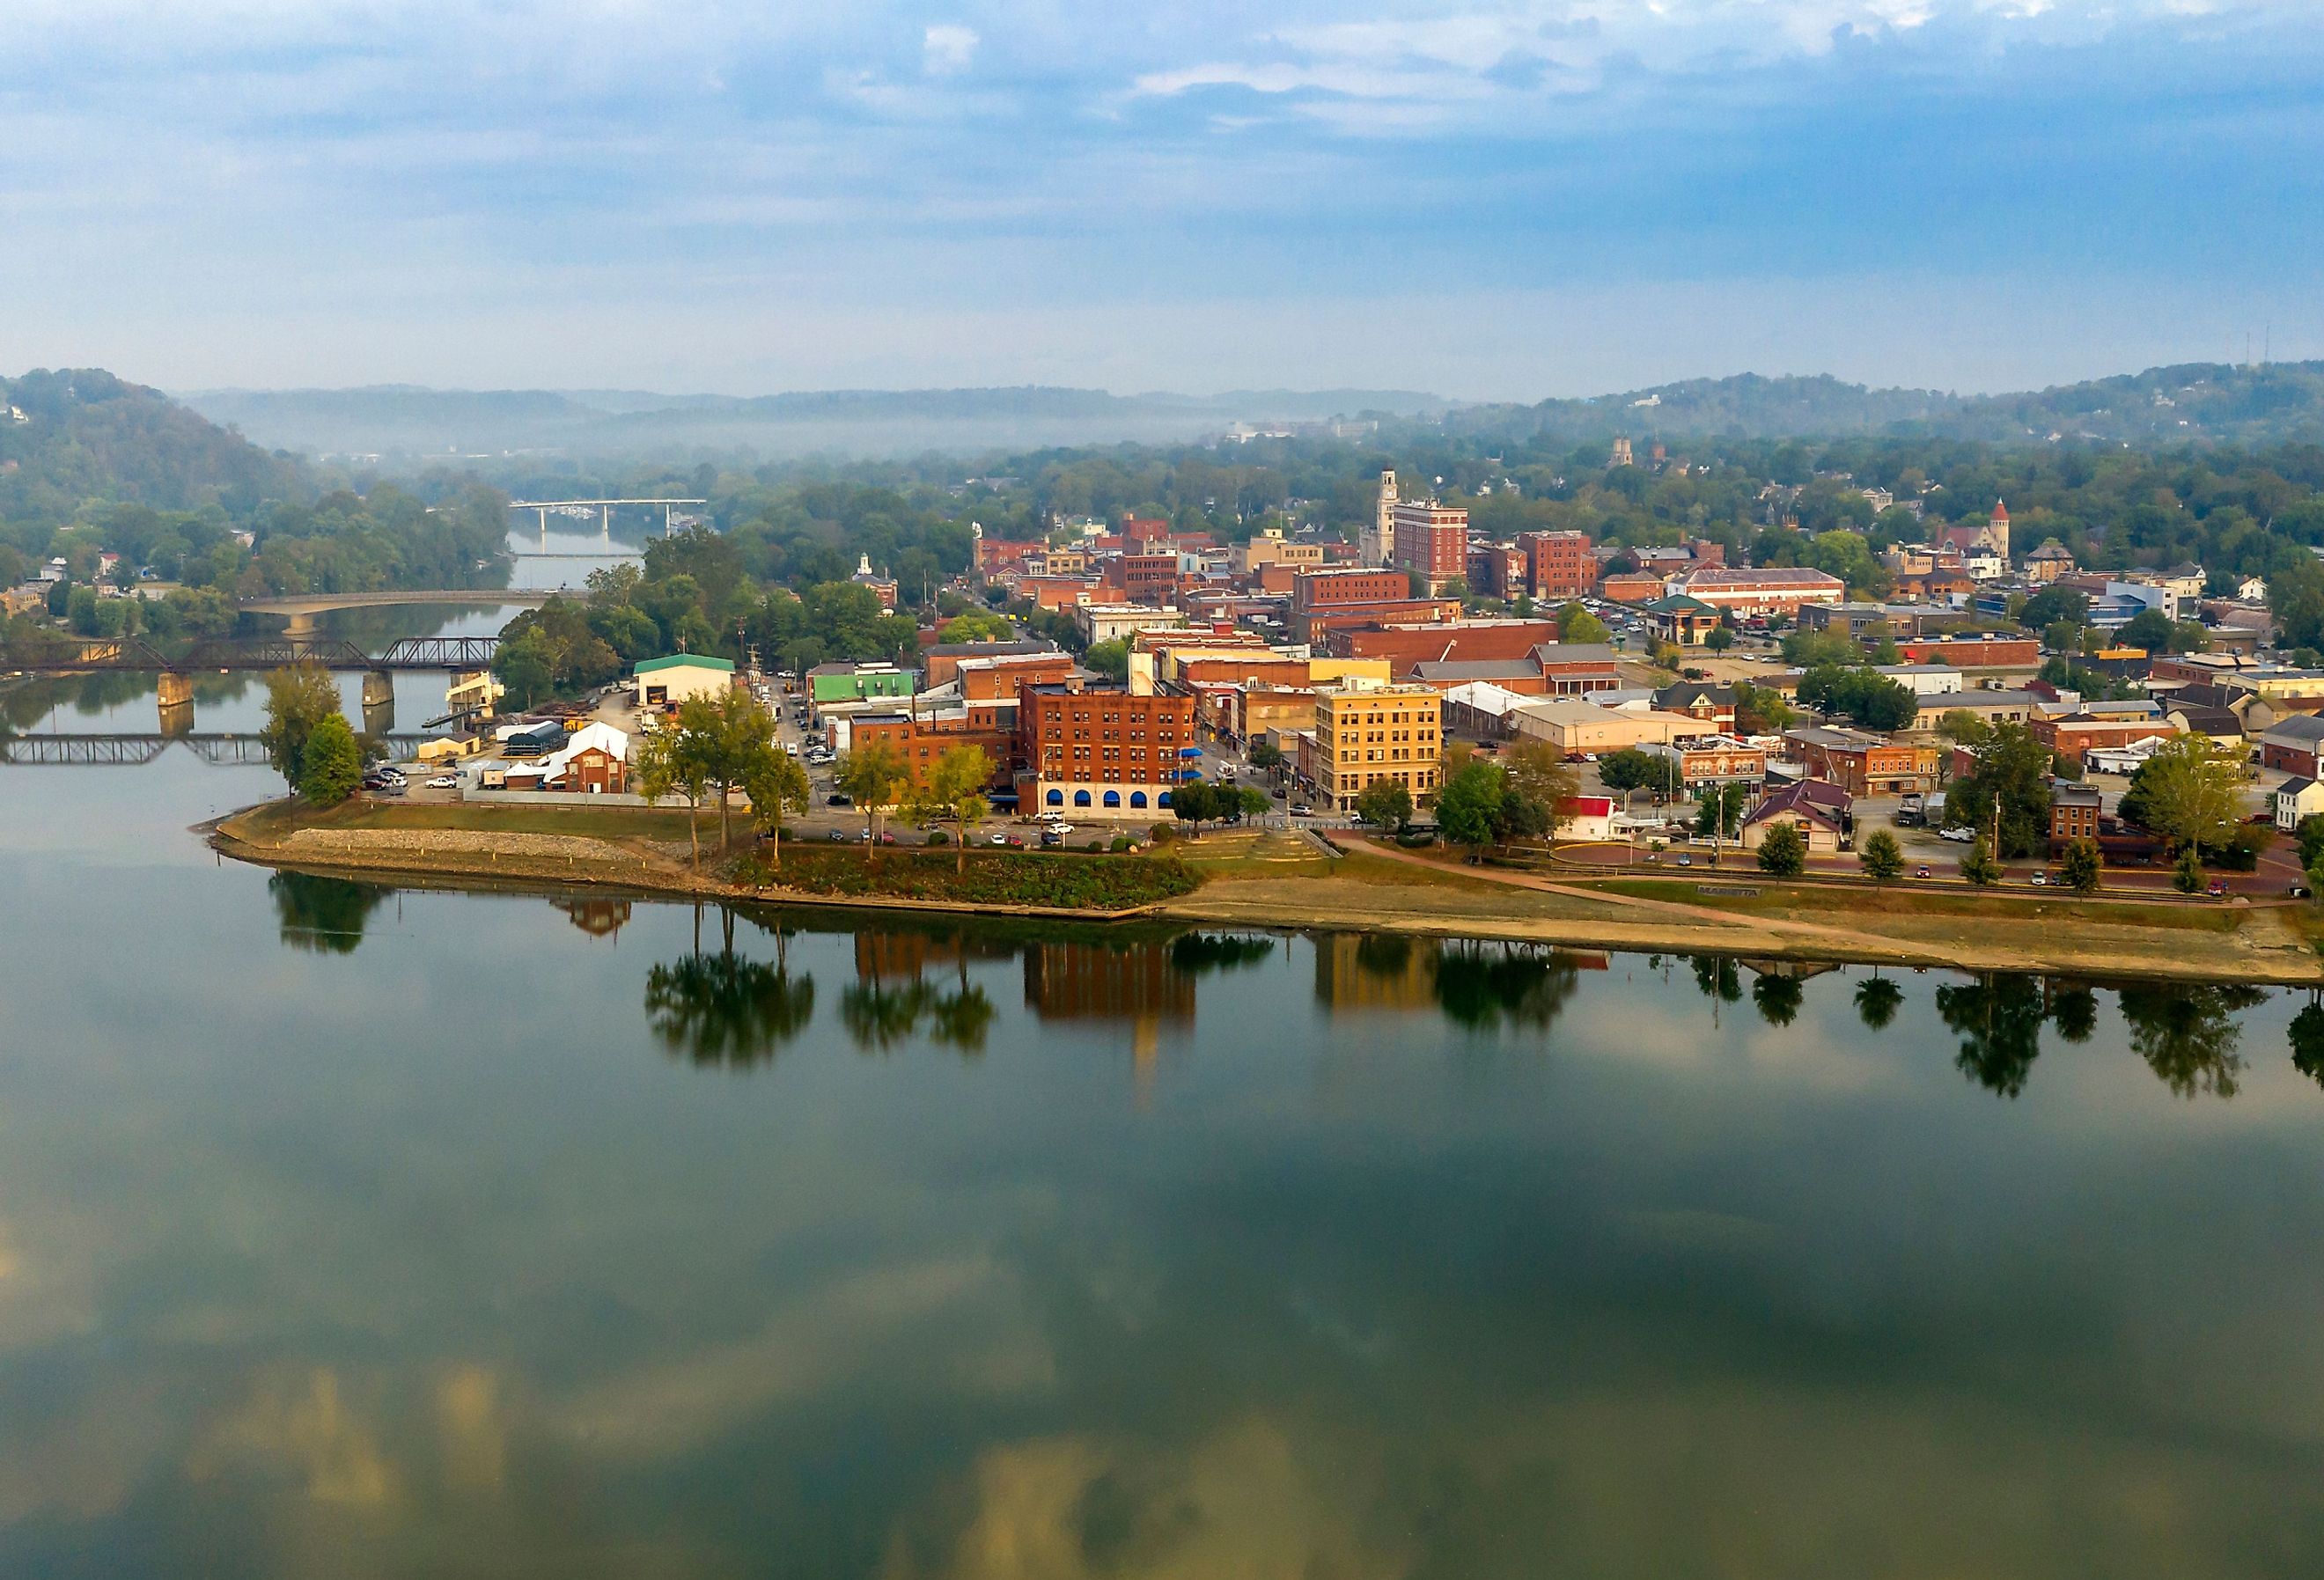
(4, 1, 2320, 398)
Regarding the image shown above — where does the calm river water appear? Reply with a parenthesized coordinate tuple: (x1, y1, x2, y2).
(4, 647, 2324, 1576)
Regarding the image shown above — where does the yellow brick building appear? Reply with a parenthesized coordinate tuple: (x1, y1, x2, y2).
(1315, 684, 1443, 812)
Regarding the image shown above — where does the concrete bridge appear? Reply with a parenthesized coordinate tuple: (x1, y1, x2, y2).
(241, 588, 561, 633)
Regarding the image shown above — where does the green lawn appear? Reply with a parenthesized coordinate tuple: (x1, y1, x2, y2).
(1579, 876, 2243, 932)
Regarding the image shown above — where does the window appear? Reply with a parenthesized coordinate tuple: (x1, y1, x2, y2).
(1129, 791, 1147, 808)
(1158, 790, 1173, 807)
(1047, 789, 1063, 805)
(1104, 790, 1122, 807)
(1075, 790, 1092, 806)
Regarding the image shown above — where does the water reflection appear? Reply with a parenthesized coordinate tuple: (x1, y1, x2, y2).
(2291, 998, 2324, 1089)
(1936, 973, 2050, 1098)
(842, 927, 1000, 1056)
(1854, 974, 1904, 1030)
(643, 906, 817, 1069)
(268, 871, 390, 954)
(2119, 982, 2266, 1100)
(1316, 932, 1592, 1033)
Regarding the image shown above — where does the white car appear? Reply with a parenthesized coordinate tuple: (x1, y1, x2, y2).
(426, 775, 459, 790)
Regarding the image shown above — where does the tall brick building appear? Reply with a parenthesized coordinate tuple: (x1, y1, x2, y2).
(1016, 681, 1197, 817)
(1520, 530, 1596, 599)
(1392, 501, 1468, 592)
(1314, 684, 1444, 812)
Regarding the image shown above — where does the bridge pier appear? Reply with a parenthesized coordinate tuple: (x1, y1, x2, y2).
(283, 611, 320, 637)
(362, 669, 396, 709)
(157, 671, 194, 734)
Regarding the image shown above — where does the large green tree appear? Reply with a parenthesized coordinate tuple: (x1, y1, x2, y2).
(258, 664, 343, 794)
(1943, 722, 2055, 860)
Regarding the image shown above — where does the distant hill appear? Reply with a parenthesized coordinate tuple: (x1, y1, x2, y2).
(0, 368, 303, 529)
(175, 384, 1452, 461)
(1443, 364, 2324, 449)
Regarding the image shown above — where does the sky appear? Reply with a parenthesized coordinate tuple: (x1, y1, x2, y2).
(4, 0, 2322, 401)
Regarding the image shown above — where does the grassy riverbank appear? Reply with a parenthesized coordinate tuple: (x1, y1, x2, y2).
(208, 802, 2324, 982)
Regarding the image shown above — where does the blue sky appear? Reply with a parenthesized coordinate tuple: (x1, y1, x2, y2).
(5, 1, 2320, 398)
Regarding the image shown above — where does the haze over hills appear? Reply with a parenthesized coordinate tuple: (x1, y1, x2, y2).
(172, 364, 2324, 467)
(177, 385, 1453, 463)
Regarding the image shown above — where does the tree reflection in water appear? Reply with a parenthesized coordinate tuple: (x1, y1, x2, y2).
(1934, 974, 2049, 1098)
(2117, 981, 2266, 1099)
(1854, 974, 1904, 1031)
(2048, 982, 2100, 1044)
(268, 871, 390, 955)
(842, 929, 997, 1056)
(1750, 971, 1804, 1027)
(1431, 942, 1580, 1032)
(1168, 932, 1276, 975)
(643, 905, 817, 1069)
(1689, 956, 1742, 1004)
(2291, 999, 2324, 1090)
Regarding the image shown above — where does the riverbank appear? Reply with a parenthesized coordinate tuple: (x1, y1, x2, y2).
(208, 800, 2324, 983)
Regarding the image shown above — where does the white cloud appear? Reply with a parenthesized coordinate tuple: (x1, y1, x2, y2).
(924, 21, 979, 76)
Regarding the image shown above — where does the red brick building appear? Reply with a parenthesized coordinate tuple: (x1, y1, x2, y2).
(1015, 681, 1198, 816)
(1293, 568, 1410, 614)
(1897, 636, 2041, 671)
(850, 708, 1017, 793)
(1392, 501, 1468, 590)
(1520, 530, 1596, 599)
(1326, 619, 1558, 674)
(1113, 553, 1182, 606)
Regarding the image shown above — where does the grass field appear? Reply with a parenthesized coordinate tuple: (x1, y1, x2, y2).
(1577, 876, 2245, 932)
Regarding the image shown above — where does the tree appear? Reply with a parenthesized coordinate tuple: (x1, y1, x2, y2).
(636, 729, 712, 870)
(2060, 836, 2102, 893)
(1598, 747, 1680, 799)
(1756, 819, 1806, 877)
(1960, 834, 2003, 886)
(1171, 779, 1221, 834)
(2117, 607, 2175, 654)
(1942, 722, 2054, 859)
(1555, 603, 1610, 644)
(1704, 625, 1735, 652)
(1860, 828, 1904, 882)
(1247, 739, 1283, 772)
(2173, 844, 2206, 893)
(740, 746, 811, 871)
(493, 628, 559, 708)
(1436, 759, 1506, 857)
(298, 713, 364, 804)
(917, 745, 995, 872)
(2019, 586, 2089, 632)
(699, 688, 782, 852)
(2121, 734, 2246, 855)
(259, 664, 343, 794)
(1234, 784, 1270, 824)
(938, 611, 1012, 643)
(1695, 781, 1747, 841)
(2298, 813, 2324, 873)
(836, 739, 910, 860)
(1734, 681, 1796, 734)
(1504, 739, 1578, 812)
(1354, 777, 1414, 832)
(1083, 638, 1130, 682)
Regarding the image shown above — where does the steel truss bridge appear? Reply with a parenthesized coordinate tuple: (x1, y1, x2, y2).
(0, 732, 433, 767)
(0, 635, 502, 673)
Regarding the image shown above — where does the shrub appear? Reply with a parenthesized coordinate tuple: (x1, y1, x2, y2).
(1110, 834, 1133, 853)
(926, 830, 950, 846)
(735, 847, 1202, 911)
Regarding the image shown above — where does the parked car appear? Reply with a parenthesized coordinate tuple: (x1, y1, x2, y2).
(828, 829, 845, 841)
(989, 832, 1009, 845)
(1675, 854, 1694, 867)
(426, 775, 459, 789)
(2208, 879, 2228, 897)
(1916, 864, 1932, 878)
(2029, 871, 2048, 886)
(1938, 826, 1976, 842)
(827, 792, 851, 806)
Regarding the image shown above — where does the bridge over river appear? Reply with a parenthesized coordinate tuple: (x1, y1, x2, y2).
(0, 634, 504, 675)
(0, 732, 434, 768)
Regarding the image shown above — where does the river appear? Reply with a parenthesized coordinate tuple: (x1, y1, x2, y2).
(4, 621, 2324, 1576)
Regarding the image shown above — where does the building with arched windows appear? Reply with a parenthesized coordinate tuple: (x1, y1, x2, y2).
(1014, 680, 1198, 819)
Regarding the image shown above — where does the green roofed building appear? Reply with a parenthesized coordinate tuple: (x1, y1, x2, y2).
(1640, 594, 1722, 647)
(634, 654, 735, 710)
(808, 662, 916, 706)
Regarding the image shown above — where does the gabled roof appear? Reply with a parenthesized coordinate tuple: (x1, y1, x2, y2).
(2276, 776, 2318, 798)
(635, 654, 733, 674)
(1744, 782, 1847, 832)
(2261, 714, 2324, 744)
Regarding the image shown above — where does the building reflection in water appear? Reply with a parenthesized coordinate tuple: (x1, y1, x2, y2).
(554, 898, 632, 941)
